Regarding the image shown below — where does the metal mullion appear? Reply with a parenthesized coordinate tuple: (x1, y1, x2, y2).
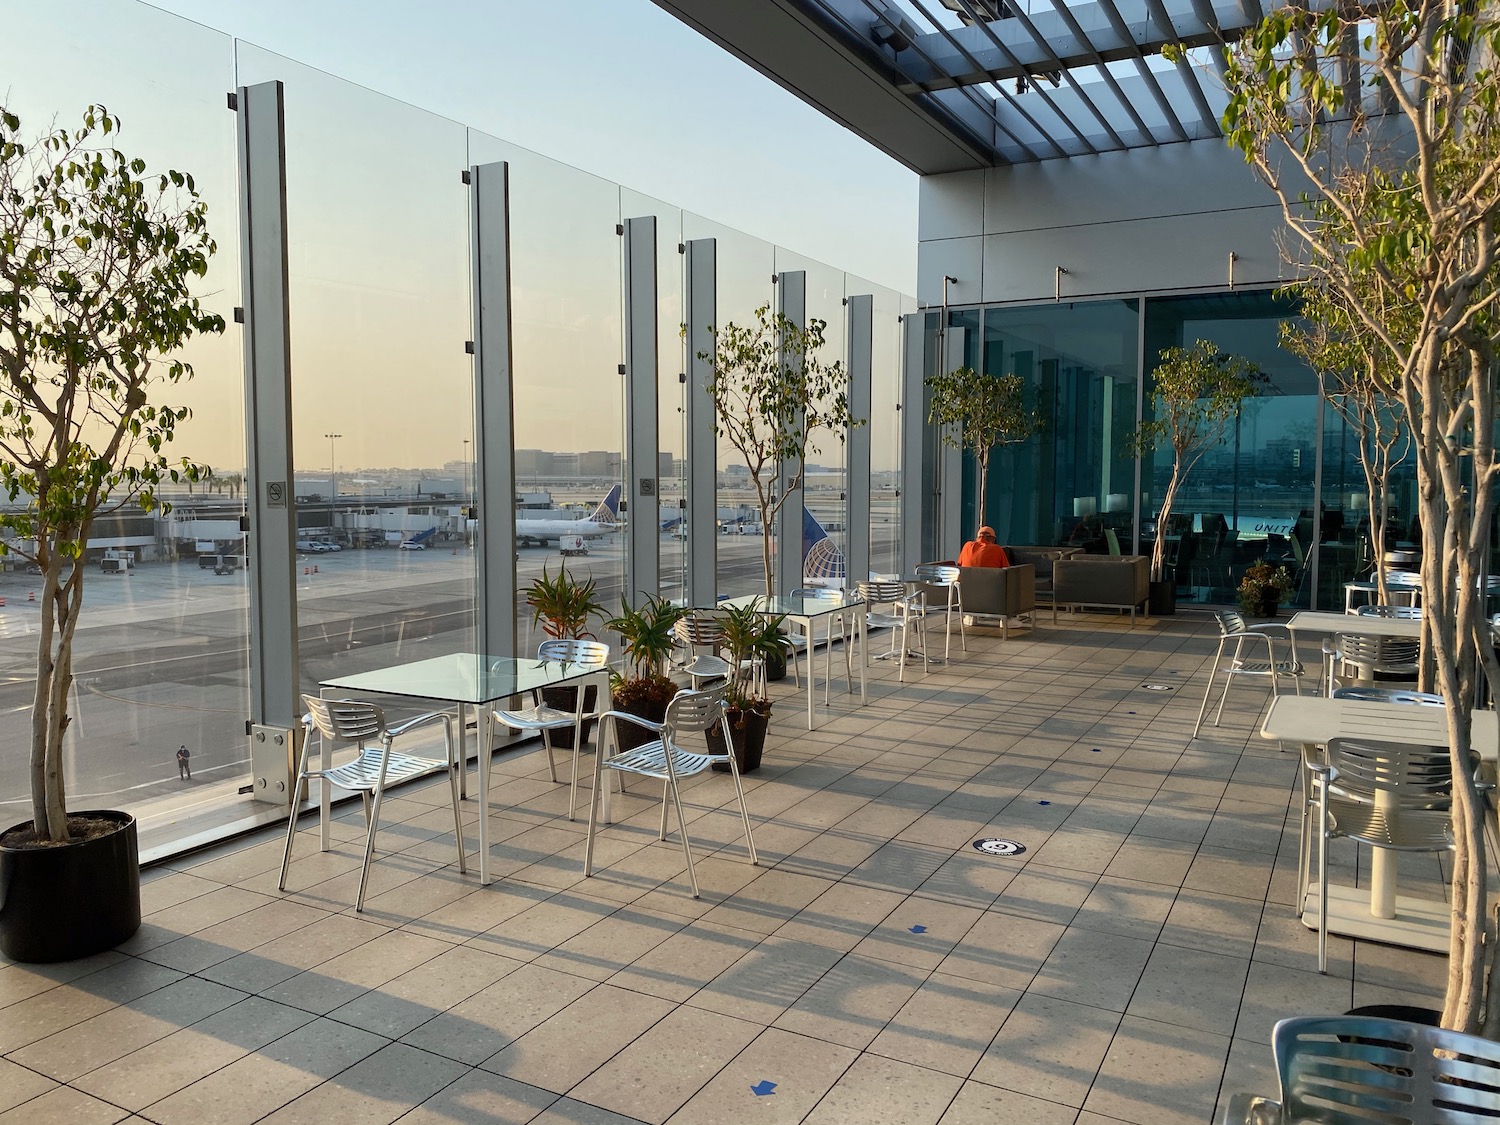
(956, 0, 1127, 150)
(854, 0, 1047, 161)
(1140, 0, 1222, 132)
(1185, 0, 1231, 77)
(907, 0, 1096, 155)
(1040, 0, 1157, 141)
(1092, 0, 1190, 141)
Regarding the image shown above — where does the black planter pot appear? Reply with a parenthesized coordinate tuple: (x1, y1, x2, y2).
(709, 707, 770, 774)
(1147, 579, 1177, 616)
(539, 683, 598, 750)
(0, 810, 140, 963)
(764, 648, 788, 683)
(612, 694, 673, 755)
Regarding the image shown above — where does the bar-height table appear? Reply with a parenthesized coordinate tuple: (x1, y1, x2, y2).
(719, 593, 867, 730)
(1261, 694, 1497, 951)
(321, 653, 611, 887)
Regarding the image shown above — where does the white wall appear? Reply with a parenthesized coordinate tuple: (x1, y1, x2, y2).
(917, 138, 1295, 305)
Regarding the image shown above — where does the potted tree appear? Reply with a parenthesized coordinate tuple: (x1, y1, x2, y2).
(1222, 0, 1500, 1032)
(524, 562, 604, 749)
(699, 304, 861, 599)
(924, 366, 1041, 530)
(0, 105, 224, 962)
(1125, 340, 1264, 616)
(605, 594, 687, 754)
(1237, 560, 1295, 619)
(706, 599, 791, 773)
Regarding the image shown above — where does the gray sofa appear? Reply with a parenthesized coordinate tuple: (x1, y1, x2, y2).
(1003, 546, 1077, 600)
(1052, 555, 1150, 623)
(959, 564, 1035, 639)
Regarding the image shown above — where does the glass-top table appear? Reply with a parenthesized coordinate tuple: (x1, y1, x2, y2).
(322, 654, 611, 886)
(717, 595, 867, 729)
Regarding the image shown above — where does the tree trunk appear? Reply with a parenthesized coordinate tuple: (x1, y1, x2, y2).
(1152, 469, 1182, 584)
(976, 450, 989, 531)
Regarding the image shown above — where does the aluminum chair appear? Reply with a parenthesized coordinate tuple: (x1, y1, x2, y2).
(1330, 632, 1419, 692)
(281, 696, 464, 912)
(790, 587, 855, 700)
(1193, 610, 1304, 737)
(493, 638, 610, 821)
(858, 579, 927, 681)
(913, 563, 966, 661)
(1331, 686, 1443, 705)
(584, 684, 758, 898)
(1355, 603, 1423, 619)
(1224, 1014, 1500, 1124)
(1386, 569, 1423, 606)
(673, 614, 732, 689)
(1310, 739, 1453, 972)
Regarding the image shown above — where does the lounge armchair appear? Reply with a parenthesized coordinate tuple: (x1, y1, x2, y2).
(959, 564, 1035, 639)
(1052, 554, 1149, 623)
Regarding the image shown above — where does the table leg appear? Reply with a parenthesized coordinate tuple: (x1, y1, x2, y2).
(457, 703, 468, 801)
(805, 614, 816, 731)
(858, 607, 867, 703)
(1371, 789, 1397, 919)
(478, 708, 492, 887)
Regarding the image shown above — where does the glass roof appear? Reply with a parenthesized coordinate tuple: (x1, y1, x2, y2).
(804, 0, 1257, 163)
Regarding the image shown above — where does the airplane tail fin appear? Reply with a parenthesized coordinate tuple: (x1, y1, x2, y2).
(802, 508, 845, 580)
(589, 485, 622, 525)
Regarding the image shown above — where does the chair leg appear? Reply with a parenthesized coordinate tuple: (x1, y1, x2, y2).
(1317, 788, 1330, 974)
(447, 747, 467, 876)
(726, 757, 759, 866)
(543, 728, 559, 784)
(658, 777, 671, 841)
(1192, 648, 1223, 737)
(1212, 670, 1235, 726)
(355, 786, 386, 913)
(278, 773, 310, 892)
(583, 724, 610, 878)
(666, 776, 700, 898)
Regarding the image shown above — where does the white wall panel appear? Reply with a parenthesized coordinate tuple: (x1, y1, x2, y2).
(918, 170, 985, 242)
(916, 237, 984, 307)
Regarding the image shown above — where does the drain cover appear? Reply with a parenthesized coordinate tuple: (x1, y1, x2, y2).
(1141, 683, 1174, 691)
(973, 838, 1027, 857)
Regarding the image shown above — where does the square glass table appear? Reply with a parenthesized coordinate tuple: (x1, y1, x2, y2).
(718, 594, 867, 729)
(322, 653, 611, 886)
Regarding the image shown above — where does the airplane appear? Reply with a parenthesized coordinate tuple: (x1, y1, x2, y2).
(802, 507, 846, 581)
(514, 485, 622, 548)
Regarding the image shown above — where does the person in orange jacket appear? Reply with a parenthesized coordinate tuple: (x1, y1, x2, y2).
(957, 526, 1010, 568)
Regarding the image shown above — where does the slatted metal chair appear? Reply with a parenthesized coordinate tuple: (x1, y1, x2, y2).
(790, 587, 854, 700)
(858, 579, 927, 681)
(1193, 610, 1304, 737)
(673, 614, 733, 689)
(281, 696, 464, 912)
(913, 563, 966, 662)
(1223, 1014, 1500, 1124)
(1330, 632, 1420, 693)
(493, 638, 611, 820)
(1310, 739, 1454, 972)
(584, 684, 758, 898)
(1355, 603, 1424, 619)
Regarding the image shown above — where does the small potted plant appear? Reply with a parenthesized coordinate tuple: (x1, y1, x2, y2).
(605, 594, 688, 753)
(706, 599, 790, 773)
(1237, 559, 1295, 618)
(524, 563, 604, 748)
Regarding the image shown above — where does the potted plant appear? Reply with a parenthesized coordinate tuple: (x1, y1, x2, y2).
(1237, 560, 1295, 619)
(0, 105, 224, 962)
(698, 305, 862, 599)
(924, 366, 1041, 531)
(1125, 339, 1264, 616)
(706, 599, 790, 773)
(524, 563, 603, 749)
(605, 594, 687, 754)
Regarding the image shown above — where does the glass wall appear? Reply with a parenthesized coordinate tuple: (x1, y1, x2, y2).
(1142, 292, 1319, 608)
(859, 280, 909, 579)
(684, 214, 776, 598)
(0, 2, 248, 853)
(978, 300, 1140, 551)
(237, 46, 477, 692)
(469, 133, 625, 647)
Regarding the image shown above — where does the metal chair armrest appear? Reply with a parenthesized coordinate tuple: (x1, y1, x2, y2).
(598, 709, 665, 735)
(385, 709, 454, 741)
(1246, 622, 1293, 637)
(1221, 1092, 1283, 1125)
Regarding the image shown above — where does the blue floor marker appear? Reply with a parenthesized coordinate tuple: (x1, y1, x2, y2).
(751, 1081, 777, 1096)
(1038, 799, 1050, 805)
(909, 924, 928, 934)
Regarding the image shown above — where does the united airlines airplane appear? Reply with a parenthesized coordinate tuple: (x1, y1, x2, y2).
(514, 485, 621, 547)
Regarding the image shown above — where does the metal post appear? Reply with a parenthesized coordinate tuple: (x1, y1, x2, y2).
(624, 216, 660, 606)
(685, 238, 717, 607)
(776, 270, 806, 597)
(846, 294, 873, 587)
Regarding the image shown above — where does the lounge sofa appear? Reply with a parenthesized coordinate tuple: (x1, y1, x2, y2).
(959, 563, 1035, 639)
(1052, 554, 1150, 624)
(1003, 545, 1076, 601)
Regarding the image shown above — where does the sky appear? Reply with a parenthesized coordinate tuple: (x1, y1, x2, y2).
(146, 0, 919, 295)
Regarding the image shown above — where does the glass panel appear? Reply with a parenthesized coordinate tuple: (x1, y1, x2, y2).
(979, 301, 1140, 554)
(236, 46, 475, 694)
(469, 132, 624, 644)
(1, 4, 246, 852)
(846, 276, 907, 582)
(1142, 292, 1318, 608)
(620, 190, 685, 603)
(323, 655, 602, 705)
(683, 215, 775, 599)
(775, 251, 848, 584)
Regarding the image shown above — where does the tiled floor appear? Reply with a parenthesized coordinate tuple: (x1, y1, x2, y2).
(0, 611, 1467, 1125)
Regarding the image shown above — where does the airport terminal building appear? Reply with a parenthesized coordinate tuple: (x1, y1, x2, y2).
(0, 0, 1405, 854)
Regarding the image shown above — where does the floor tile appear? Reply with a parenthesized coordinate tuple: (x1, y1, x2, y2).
(655, 1026, 856, 1125)
(801, 1053, 963, 1125)
(972, 992, 1120, 1107)
(1082, 1015, 1231, 1125)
